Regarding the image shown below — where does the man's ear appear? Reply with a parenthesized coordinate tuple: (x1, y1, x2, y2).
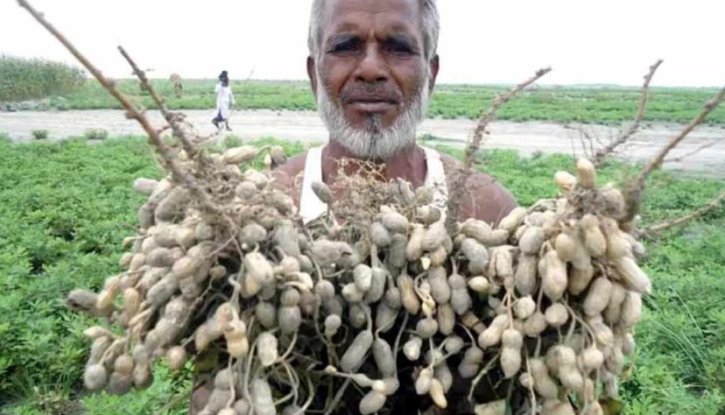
(307, 56, 318, 98)
(428, 54, 439, 92)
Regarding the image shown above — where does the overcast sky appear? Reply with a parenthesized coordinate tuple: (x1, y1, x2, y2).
(1, 0, 723, 87)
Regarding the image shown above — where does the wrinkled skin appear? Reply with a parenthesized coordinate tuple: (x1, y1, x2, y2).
(310, 0, 435, 137)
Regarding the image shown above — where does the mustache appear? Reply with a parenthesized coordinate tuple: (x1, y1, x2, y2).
(340, 83, 403, 104)
(315, 73, 430, 159)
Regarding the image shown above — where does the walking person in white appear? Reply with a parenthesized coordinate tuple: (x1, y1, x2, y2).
(212, 70, 235, 132)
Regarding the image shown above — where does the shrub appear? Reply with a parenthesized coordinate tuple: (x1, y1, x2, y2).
(222, 134, 244, 149)
(31, 129, 49, 140)
(83, 129, 109, 141)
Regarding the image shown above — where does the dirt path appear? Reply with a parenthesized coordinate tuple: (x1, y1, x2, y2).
(2, 109, 723, 176)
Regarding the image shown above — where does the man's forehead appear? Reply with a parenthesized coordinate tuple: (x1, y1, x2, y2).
(321, 0, 423, 36)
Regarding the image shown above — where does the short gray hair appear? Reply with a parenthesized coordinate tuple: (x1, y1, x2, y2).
(308, 0, 440, 61)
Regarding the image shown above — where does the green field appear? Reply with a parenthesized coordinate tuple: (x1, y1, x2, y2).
(0, 134, 723, 414)
(3, 78, 725, 125)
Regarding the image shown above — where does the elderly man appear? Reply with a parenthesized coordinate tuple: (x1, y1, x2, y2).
(274, 0, 516, 225)
(191, 0, 516, 412)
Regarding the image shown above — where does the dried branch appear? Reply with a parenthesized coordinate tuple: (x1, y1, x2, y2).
(445, 68, 551, 229)
(464, 67, 552, 169)
(592, 59, 663, 167)
(16, 0, 226, 220)
(643, 191, 724, 235)
(565, 124, 606, 160)
(636, 87, 725, 186)
(565, 125, 593, 159)
(622, 86, 725, 227)
(117, 46, 201, 159)
(580, 127, 598, 159)
(664, 140, 719, 164)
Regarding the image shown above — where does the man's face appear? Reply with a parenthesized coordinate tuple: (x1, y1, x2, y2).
(309, 0, 439, 159)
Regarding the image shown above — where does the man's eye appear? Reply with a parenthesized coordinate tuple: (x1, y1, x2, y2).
(329, 40, 360, 53)
(386, 41, 415, 55)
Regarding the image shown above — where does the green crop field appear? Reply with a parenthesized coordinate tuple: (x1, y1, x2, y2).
(0, 134, 722, 414)
(3, 78, 725, 125)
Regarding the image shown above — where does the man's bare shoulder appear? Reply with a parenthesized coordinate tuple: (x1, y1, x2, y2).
(439, 153, 518, 225)
(273, 152, 307, 179)
(270, 152, 307, 200)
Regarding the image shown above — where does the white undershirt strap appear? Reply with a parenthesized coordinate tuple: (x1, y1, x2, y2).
(299, 147, 327, 225)
(421, 146, 449, 221)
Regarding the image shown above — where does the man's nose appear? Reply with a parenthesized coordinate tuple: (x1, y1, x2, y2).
(354, 44, 388, 83)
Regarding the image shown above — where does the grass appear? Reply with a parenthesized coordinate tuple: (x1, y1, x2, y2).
(0, 137, 722, 414)
(4, 78, 725, 125)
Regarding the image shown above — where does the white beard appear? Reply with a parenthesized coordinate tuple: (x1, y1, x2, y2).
(316, 73, 430, 160)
